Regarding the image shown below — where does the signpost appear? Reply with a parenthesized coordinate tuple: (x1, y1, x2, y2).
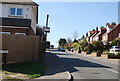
(0, 49, 8, 64)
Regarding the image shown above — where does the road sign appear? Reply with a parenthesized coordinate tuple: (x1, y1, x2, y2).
(0, 50, 9, 54)
(44, 27, 50, 33)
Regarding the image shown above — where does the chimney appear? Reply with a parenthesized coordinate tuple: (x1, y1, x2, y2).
(100, 27, 106, 34)
(82, 35, 84, 38)
(111, 22, 116, 25)
(96, 27, 98, 33)
(86, 32, 88, 37)
(106, 23, 110, 26)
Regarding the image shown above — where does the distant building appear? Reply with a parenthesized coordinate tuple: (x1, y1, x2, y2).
(93, 27, 106, 41)
(89, 27, 99, 43)
(0, 0, 39, 35)
(86, 30, 96, 42)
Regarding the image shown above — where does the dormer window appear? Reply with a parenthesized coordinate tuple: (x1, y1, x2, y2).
(9, 8, 23, 16)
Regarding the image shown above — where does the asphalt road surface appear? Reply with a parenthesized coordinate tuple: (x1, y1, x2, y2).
(47, 49, 119, 81)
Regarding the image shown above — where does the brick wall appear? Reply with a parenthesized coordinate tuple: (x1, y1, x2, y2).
(108, 24, 120, 41)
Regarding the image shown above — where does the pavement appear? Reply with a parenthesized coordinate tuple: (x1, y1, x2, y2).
(37, 51, 71, 80)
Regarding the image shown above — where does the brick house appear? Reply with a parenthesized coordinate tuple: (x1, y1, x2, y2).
(86, 30, 96, 42)
(93, 27, 106, 41)
(102, 24, 119, 45)
(0, 0, 38, 35)
(89, 27, 99, 43)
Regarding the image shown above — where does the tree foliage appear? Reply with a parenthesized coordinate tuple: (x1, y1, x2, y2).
(58, 38, 67, 48)
(46, 41, 50, 48)
(93, 41, 104, 52)
(84, 43, 93, 52)
(71, 42, 80, 51)
(79, 39, 88, 51)
(110, 40, 120, 47)
(73, 39, 78, 43)
(67, 37, 72, 43)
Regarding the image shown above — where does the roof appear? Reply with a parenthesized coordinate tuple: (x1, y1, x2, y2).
(94, 32, 101, 37)
(107, 24, 116, 28)
(89, 31, 96, 34)
(103, 24, 119, 36)
(0, 0, 38, 6)
(91, 31, 100, 37)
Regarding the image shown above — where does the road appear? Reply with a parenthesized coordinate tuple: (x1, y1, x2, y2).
(47, 49, 119, 81)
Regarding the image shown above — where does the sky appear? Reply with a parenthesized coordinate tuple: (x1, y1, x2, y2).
(33, 1, 118, 47)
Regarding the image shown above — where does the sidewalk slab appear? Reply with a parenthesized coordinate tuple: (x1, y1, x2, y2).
(37, 52, 71, 80)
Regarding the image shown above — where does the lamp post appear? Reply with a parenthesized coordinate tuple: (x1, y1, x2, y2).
(44, 14, 50, 53)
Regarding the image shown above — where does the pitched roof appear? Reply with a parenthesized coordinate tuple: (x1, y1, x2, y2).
(89, 31, 96, 34)
(91, 31, 100, 37)
(0, 0, 38, 6)
(94, 32, 101, 37)
(107, 24, 116, 28)
(103, 24, 119, 36)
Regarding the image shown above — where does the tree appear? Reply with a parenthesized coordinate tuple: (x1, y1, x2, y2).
(46, 41, 50, 48)
(73, 39, 78, 43)
(67, 37, 72, 43)
(58, 38, 67, 48)
(73, 31, 78, 40)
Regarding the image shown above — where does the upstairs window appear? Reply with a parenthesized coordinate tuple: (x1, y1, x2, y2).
(10, 8, 23, 16)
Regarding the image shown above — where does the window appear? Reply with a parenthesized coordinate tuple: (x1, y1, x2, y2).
(10, 8, 23, 16)
(0, 32, 11, 34)
(15, 33, 26, 35)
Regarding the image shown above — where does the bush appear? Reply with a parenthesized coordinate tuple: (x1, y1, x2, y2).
(85, 43, 93, 53)
(105, 52, 120, 55)
(104, 42, 110, 50)
(71, 42, 80, 51)
(110, 40, 120, 47)
(80, 39, 88, 51)
(93, 41, 104, 52)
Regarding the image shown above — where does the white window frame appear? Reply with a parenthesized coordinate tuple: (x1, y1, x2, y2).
(0, 32, 11, 34)
(9, 8, 23, 16)
(15, 33, 26, 35)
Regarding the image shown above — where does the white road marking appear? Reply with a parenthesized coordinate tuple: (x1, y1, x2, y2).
(107, 69, 119, 74)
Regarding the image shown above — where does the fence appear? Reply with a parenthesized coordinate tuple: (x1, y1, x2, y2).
(1, 34, 45, 64)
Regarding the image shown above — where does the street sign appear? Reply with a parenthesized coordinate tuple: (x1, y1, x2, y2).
(44, 27, 50, 33)
(0, 50, 9, 54)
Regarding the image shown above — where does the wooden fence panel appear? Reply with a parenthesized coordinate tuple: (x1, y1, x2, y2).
(1, 34, 44, 64)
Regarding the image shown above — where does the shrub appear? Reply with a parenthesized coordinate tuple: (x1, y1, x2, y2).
(85, 43, 93, 53)
(71, 42, 80, 51)
(105, 52, 120, 55)
(93, 41, 104, 52)
(80, 39, 88, 51)
(110, 40, 120, 47)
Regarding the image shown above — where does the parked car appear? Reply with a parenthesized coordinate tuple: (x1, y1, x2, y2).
(58, 47, 60, 50)
(110, 46, 120, 52)
(60, 48, 65, 52)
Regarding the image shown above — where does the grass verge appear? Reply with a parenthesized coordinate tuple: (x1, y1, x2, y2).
(2, 61, 47, 79)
